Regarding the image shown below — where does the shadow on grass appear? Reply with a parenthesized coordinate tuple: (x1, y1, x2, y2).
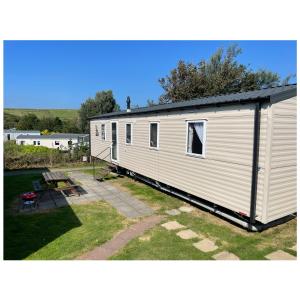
(4, 168, 82, 260)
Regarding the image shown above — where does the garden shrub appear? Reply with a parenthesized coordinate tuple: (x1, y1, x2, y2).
(4, 141, 88, 170)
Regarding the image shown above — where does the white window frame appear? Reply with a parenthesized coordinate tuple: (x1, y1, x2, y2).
(149, 122, 159, 150)
(101, 123, 106, 141)
(185, 119, 207, 158)
(111, 121, 119, 162)
(125, 123, 133, 145)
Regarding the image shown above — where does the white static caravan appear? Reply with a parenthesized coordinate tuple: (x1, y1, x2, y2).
(16, 133, 89, 150)
(89, 85, 297, 230)
(3, 129, 40, 141)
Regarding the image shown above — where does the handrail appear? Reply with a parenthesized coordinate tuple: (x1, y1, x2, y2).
(91, 143, 113, 180)
(93, 143, 113, 159)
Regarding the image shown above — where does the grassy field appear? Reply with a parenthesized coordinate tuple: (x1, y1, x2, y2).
(5, 108, 78, 121)
(4, 173, 127, 260)
(110, 177, 297, 260)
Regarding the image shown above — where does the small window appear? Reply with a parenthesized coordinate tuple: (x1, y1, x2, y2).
(95, 125, 99, 136)
(68, 140, 72, 145)
(55, 141, 60, 145)
(20, 141, 24, 145)
(37, 141, 40, 145)
(101, 124, 106, 141)
(186, 120, 206, 157)
(126, 123, 132, 144)
(33, 141, 36, 145)
(149, 122, 159, 149)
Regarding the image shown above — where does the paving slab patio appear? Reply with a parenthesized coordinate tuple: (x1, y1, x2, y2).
(213, 251, 240, 260)
(68, 171, 154, 218)
(193, 239, 218, 252)
(161, 221, 186, 230)
(265, 250, 296, 260)
(176, 229, 198, 240)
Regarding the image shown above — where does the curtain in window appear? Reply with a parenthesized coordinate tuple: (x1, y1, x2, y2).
(187, 123, 193, 153)
(194, 122, 203, 144)
(187, 122, 204, 154)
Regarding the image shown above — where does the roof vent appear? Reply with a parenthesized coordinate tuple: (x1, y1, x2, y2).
(126, 96, 131, 112)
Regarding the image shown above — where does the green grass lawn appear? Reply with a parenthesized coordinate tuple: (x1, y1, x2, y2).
(4, 173, 127, 260)
(5, 108, 78, 121)
(110, 177, 297, 260)
(4, 172, 297, 260)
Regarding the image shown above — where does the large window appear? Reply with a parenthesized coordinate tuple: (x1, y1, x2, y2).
(149, 122, 159, 149)
(101, 124, 106, 141)
(186, 120, 206, 157)
(126, 123, 132, 144)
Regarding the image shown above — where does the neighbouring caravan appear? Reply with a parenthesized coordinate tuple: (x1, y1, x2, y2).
(16, 133, 89, 150)
(89, 85, 297, 230)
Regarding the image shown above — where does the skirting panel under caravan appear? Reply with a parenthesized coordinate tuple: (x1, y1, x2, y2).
(118, 168, 295, 231)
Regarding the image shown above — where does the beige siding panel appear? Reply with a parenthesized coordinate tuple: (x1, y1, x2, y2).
(266, 96, 297, 223)
(91, 103, 268, 220)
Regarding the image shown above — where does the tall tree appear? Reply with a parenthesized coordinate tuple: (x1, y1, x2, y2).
(39, 116, 63, 132)
(158, 45, 281, 104)
(79, 90, 118, 133)
(17, 113, 40, 130)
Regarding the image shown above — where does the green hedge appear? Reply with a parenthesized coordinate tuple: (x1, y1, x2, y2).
(4, 141, 88, 170)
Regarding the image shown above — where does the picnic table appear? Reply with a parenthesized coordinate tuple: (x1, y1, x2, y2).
(42, 171, 80, 197)
(42, 171, 68, 183)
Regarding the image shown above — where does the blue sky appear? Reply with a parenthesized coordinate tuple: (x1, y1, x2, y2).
(4, 40, 296, 110)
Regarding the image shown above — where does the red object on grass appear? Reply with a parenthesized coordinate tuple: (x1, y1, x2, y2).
(21, 192, 37, 200)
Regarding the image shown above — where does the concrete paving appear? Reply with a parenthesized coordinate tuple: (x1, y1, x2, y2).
(193, 239, 218, 252)
(176, 229, 199, 240)
(68, 171, 154, 218)
(265, 250, 296, 260)
(213, 251, 240, 260)
(19, 171, 154, 219)
(179, 206, 194, 213)
(161, 221, 186, 230)
(165, 209, 181, 216)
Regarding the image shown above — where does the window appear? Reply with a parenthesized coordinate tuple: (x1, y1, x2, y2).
(149, 122, 159, 149)
(101, 124, 106, 141)
(20, 141, 24, 145)
(37, 141, 40, 145)
(186, 120, 206, 157)
(55, 141, 60, 145)
(126, 123, 132, 144)
(95, 125, 99, 136)
(33, 141, 36, 145)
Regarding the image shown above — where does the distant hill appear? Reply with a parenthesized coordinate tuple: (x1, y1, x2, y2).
(4, 108, 78, 121)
